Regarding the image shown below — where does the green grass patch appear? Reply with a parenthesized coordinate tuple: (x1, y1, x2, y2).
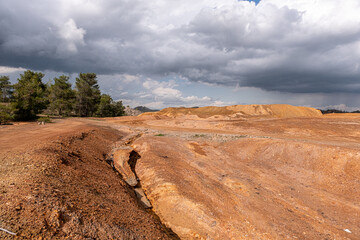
(154, 133, 166, 136)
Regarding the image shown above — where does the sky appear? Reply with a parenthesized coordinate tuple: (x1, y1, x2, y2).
(1, 0, 360, 110)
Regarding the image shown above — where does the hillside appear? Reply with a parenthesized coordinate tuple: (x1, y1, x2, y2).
(141, 104, 322, 118)
(134, 106, 158, 113)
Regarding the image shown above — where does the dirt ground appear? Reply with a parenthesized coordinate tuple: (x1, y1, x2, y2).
(107, 113, 360, 239)
(0, 119, 174, 239)
(1, 113, 360, 239)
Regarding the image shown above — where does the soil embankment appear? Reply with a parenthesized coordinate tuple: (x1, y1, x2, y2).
(0, 119, 174, 239)
(132, 136, 360, 239)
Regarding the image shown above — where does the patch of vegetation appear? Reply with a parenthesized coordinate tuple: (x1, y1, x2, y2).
(37, 116, 52, 123)
(48, 75, 75, 116)
(0, 71, 126, 122)
(134, 106, 158, 112)
(232, 135, 247, 139)
(13, 71, 48, 120)
(192, 134, 207, 138)
(0, 104, 14, 125)
(96, 94, 125, 117)
(320, 109, 360, 114)
(155, 133, 166, 136)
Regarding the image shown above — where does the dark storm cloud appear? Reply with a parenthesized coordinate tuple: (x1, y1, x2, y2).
(1, 0, 360, 93)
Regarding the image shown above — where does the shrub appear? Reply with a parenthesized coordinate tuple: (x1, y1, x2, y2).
(37, 116, 52, 123)
(155, 133, 165, 136)
(0, 104, 14, 124)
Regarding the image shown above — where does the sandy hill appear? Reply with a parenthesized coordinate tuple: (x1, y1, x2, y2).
(141, 104, 322, 118)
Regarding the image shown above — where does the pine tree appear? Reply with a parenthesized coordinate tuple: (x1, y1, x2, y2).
(74, 73, 101, 117)
(0, 76, 13, 102)
(96, 94, 113, 117)
(96, 94, 125, 117)
(113, 100, 125, 116)
(48, 75, 75, 116)
(13, 70, 48, 120)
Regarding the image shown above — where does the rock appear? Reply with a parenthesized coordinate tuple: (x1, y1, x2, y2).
(134, 188, 152, 208)
(124, 107, 142, 116)
(15, 203, 22, 211)
(48, 210, 61, 228)
(112, 147, 138, 187)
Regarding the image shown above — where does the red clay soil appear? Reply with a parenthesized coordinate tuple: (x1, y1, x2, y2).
(133, 135, 360, 239)
(106, 112, 360, 239)
(0, 119, 174, 239)
(2, 110, 360, 239)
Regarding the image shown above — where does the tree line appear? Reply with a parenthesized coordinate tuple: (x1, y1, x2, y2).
(0, 70, 124, 123)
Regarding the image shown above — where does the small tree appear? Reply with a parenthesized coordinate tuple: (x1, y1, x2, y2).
(48, 75, 75, 116)
(13, 70, 48, 120)
(0, 104, 14, 124)
(0, 76, 13, 102)
(96, 94, 125, 117)
(96, 94, 113, 117)
(113, 100, 125, 116)
(74, 73, 101, 117)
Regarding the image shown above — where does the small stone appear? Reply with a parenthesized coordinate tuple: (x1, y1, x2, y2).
(134, 188, 152, 208)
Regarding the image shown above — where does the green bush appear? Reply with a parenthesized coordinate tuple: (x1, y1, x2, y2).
(0, 104, 14, 124)
(37, 116, 52, 123)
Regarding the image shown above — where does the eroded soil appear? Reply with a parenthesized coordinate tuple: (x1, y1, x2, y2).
(1, 113, 360, 239)
(0, 119, 174, 239)
(109, 114, 360, 239)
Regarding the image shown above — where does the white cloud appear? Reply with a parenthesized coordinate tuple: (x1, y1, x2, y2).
(0, 66, 26, 74)
(152, 87, 182, 99)
(57, 18, 86, 55)
(143, 79, 177, 90)
(1, 0, 360, 107)
(137, 78, 232, 108)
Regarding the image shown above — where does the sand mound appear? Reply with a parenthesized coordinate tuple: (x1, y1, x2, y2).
(141, 104, 322, 118)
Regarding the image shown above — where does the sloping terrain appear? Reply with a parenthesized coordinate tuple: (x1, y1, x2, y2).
(107, 111, 360, 239)
(141, 104, 322, 118)
(1, 108, 359, 239)
(0, 120, 174, 239)
(132, 136, 359, 239)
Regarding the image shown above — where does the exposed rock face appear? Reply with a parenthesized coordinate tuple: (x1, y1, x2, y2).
(134, 188, 152, 209)
(141, 104, 322, 118)
(112, 147, 138, 187)
(124, 106, 142, 116)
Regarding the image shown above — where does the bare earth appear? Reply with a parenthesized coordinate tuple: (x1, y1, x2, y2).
(0, 119, 174, 239)
(1, 106, 359, 239)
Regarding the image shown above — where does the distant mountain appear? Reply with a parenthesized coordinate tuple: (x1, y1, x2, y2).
(134, 106, 158, 112)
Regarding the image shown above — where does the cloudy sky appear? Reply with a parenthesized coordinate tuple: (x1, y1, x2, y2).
(1, 0, 360, 110)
